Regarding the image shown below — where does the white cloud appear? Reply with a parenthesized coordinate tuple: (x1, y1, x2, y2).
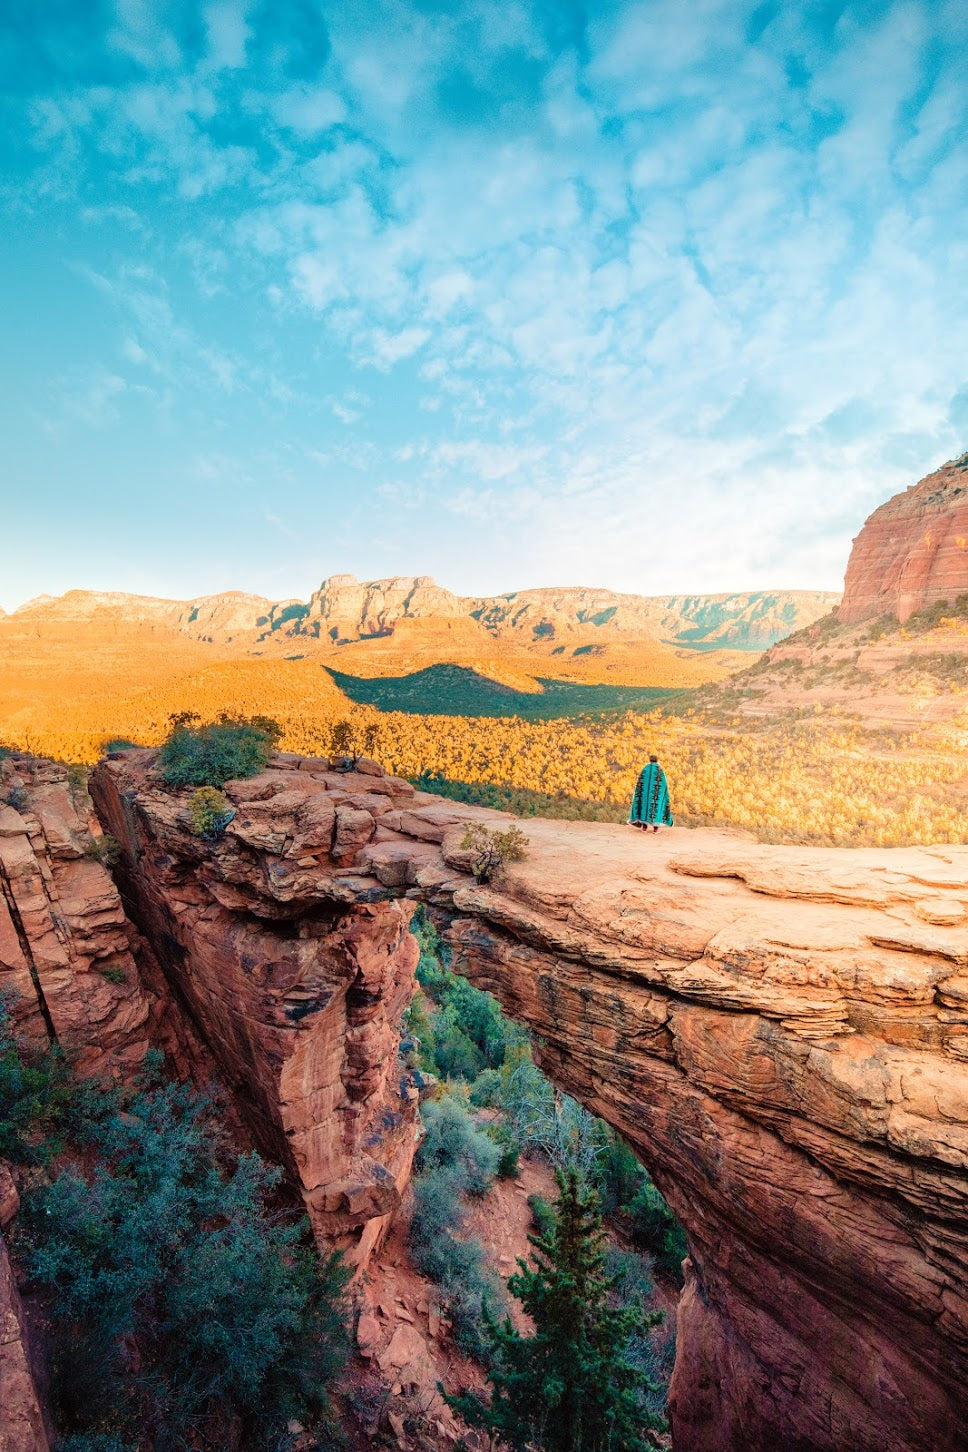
(204, 1, 249, 71)
(7, 0, 968, 601)
(271, 86, 347, 134)
(366, 326, 431, 368)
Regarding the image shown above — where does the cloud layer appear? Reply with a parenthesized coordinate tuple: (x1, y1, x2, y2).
(2, 0, 966, 607)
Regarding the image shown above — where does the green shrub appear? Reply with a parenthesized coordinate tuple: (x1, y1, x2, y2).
(607, 1249, 674, 1424)
(60, 1435, 130, 1452)
(0, 994, 70, 1163)
(596, 1136, 647, 1216)
(98, 966, 127, 986)
(417, 1095, 499, 1196)
(409, 1163, 503, 1361)
(187, 786, 234, 838)
(459, 822, 529, 884)
(18, 1064, 349, 1450)
(410, 1085, 506, 1358)
(606, 1246, 655, 1305)
(3, 784, 28, 811)
(102, 738, 140, 754)
(487, 1120, 520, 1179)
(83, 834, 120, 867)
(411, 910, 528, 1081)
(469, 1068, 503, 1108)
(527, 1192, 555, 1239)
(158, 715, 280, 789)
(628, 1179, 687, 1283)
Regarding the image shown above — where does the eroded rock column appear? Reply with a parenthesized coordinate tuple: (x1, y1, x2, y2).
(91, 753, 421, 1262)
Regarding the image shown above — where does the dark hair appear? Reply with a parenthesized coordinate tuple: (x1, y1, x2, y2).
(649, 754, 658, 763)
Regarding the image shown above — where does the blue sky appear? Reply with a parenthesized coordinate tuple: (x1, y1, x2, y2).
(2, 0, 967, 610)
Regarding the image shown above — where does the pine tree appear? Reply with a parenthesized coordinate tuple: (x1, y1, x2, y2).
(450, 1168, 665, 1450)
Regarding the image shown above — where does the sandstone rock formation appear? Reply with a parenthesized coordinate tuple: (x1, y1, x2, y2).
(4, 579, 839, 654)
(0, 755, 151, 1077)
(89, 749, 968, 1452)
(0, 1234, 49, 1452)
(839, 451, 968, 624)
(90, 753, 426, 1264)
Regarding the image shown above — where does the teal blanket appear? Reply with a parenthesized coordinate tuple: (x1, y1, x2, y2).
(629, 763, 673, 826)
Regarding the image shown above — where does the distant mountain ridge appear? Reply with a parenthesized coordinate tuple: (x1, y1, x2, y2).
(7, 579, 839, 652)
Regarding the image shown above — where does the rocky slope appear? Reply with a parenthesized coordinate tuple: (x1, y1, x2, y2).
(84, 749, 968, 1452)
(6, 580, 838, 653)
(839, 451, 968, 624)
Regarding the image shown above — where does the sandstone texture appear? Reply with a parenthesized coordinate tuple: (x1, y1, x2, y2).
(0, 755, 151, 1077)
(447, 829, 968, 1452)
(839, 452, 968, 624)
(90, 752, 425, 1263)
(0, 1235, 49, 1452)
(88, 749, 968, 1451)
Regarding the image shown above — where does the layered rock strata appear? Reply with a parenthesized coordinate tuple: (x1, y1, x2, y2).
(839, 452, 968, 624)
(90, 749, 968, 1452)
(0, 755, 151, 1077)
(90, 753, 424, 1264)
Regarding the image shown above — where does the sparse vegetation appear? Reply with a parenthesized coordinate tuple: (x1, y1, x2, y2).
(187, 786, 234, 838)
(83, 834, 121, 867)
(158, 713, 280, 789)
(460, 822, 530, 883)
(329, 716, 381, 766)
(66, 763, 88, 806)
(897, 595, 968, 633)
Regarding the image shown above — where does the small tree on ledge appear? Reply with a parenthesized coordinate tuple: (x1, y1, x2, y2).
(329, 718, 382, 770)
(459, 823, 529, 884)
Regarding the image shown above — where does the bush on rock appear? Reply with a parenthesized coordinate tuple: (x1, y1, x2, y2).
(158, 713, 280, 789)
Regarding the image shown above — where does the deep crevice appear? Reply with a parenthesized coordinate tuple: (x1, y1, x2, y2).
(0, 861, 58, 1043)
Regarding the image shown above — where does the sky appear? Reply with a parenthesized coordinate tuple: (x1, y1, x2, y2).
(1, 0, 967, 611)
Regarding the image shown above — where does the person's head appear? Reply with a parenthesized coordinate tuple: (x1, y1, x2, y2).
(649, 754, 658, 764)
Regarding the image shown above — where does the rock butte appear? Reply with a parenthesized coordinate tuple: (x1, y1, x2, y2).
(3, 747, 968, 1451)
(839, 451, 968, 624)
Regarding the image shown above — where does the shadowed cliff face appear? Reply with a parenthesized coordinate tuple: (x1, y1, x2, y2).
(84, 748, 968, 1452)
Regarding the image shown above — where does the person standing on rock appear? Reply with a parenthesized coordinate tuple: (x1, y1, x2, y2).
(628, 754, 674, 832)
